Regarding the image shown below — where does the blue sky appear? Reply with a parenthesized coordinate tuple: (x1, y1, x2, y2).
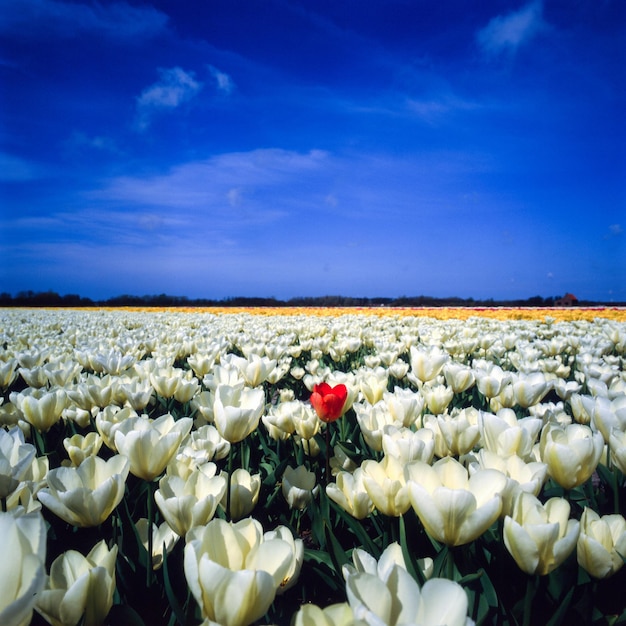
(1, 0, 624, 302)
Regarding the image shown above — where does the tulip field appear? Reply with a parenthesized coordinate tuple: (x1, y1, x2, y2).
(1, 305, 626, 626)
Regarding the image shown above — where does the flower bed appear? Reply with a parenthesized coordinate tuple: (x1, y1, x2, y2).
(1, 307, 625, 625)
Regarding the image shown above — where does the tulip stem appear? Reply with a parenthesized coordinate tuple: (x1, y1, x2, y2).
(446, 547, 455, 581)
(226, 444, 234, 520)
(146, 480, 155, 588)
(325, 426, 331, 486)
(523, 576, 537, 626)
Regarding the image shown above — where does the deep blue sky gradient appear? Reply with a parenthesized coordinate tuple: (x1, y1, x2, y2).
(1, 0, 625, 301)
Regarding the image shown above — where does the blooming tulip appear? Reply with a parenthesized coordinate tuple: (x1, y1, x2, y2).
(345, 564, 472, 626)
(213, 384, 265, 443)
(0, 427, 36, 498)
(14, 388, 66, 432)
(95, 406, 138, 451)
(231, 354, 277, 387)
(382, 425, 435, 465)
(63, 432, 102, 466)
(479, 410, 542, 461)
(326, 468, 374, 520)
(358, 368, 388, 405)
(609, 428, 626, 474)
(219, 468, 261, 520)
(263, 525, 304, 594)
(184, 518, 301, 626)
(282, 465, 319, 510)
(0, 510, 47, 626)
(577, 507, 626, 579)
(423, 411, 480, 458)
(409, 346, 448, 383)
(468, 449, 547, 515)
(512, 372, 549, 408)
(539, 422, 603, 489)
(135, 518, 180, 570)
(503, 492, 579, 575)
(406, 457, 506, 546)
(382, 387, 424, 428)
(292, 602, 355, 626)
(35, 540, 117, 626)
(443, 362, 475, 394)
(37, 455, 130, 527)
(354, 401, 397, 452)
(474, 365, 510, 399)
(114, 414, 192, 481)
(345, 541, 433, 583)
(177, 424, 230, 467)
(361, 455, 411, 517)
(310, 382, 348, 422)
(155, 463, 227, 536)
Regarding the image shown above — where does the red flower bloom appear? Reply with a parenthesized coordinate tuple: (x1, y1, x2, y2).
(310, 382, 348, 423)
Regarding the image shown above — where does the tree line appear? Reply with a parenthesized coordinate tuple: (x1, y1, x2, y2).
(0, 290, 611, 308)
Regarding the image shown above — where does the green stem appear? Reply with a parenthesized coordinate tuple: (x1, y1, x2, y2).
(446, 546, 455, 581)
(523, 576, 537, 626)
(325, 426, 331, 486)
(146, 480, 155, 588)
(226, 444, 234, 521)
(1, 497, 6, 513)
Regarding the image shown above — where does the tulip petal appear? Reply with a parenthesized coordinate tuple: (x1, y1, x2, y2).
(416, 578, 469, 626)
(503, 517, 540, 575)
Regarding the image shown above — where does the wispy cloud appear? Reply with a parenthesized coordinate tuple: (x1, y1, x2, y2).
(405, 94, 480, 125)
(96, 148, 329, 210)
(476, 1, 547, 57)
(0, 0, 168, 40)
(208, 65, 235, 95)
(135, 67, 203, 130)
(605, 224, 623, 239)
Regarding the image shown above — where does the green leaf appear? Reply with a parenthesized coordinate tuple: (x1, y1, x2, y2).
(328, 499, 378, 555)
(546, 586, 574, 626)
(106, 604, 146, 626)
(162, 545, 186, 626)
(398, 513, 422, 584)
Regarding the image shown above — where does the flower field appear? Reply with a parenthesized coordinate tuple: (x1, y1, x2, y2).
(1, 306, 625, 626)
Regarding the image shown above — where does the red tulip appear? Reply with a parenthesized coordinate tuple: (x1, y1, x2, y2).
(310, 383, 348, 423)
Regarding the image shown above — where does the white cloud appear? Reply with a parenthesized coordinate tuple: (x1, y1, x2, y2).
(135, 67, 203, 130)
(0, 0, 168, 40)
(477, 1, 546, 56)
(97, 148, 329, 210)
(208, 65, 235, 95)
